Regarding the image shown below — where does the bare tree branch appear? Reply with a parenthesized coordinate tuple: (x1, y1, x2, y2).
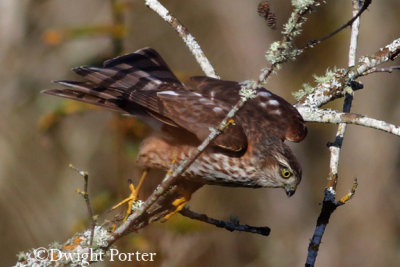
(304, 179, 358, 267)
(145, 0, 219, 78)
(69, 164, 97, 248)
(179, 208, 271, 236)
(300, 108, 400, 137)
(364, 65, 400, 74)
(305, 1, 362, 265)
(303, 0, 371, 49)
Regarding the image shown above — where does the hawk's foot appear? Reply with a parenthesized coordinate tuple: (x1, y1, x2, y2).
(161, 189, 192, 222)
(112, 169, 148, 221)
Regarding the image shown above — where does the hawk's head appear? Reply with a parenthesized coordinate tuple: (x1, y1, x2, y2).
(255, 141, 302, 197)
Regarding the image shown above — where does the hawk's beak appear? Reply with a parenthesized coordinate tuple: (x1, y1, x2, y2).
(284, 185, 297, 197)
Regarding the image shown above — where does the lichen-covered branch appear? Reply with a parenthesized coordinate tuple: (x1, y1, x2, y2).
(294, 37, 400, 110)
(300, 108, 400, 137)
(145, 0, 219, 78)
(16, 226, 111, 266)
(179, 208, 271, 236)
(305, 1, 362, 265)
(259, 0, 326, 84)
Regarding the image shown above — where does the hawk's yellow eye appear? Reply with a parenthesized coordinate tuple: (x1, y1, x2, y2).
(280, 168, 292, 179)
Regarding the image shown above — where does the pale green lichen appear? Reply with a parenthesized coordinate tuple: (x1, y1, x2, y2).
(282, 12, 307, 37)
(265, 41, 299, 65)
(16, 251, 27, 262)
(292, 83, 315, 100)
(87, 226, 110, 248)
(343, 85, 354, 96)
(292, 0, 316, 11)
(266, 0, 323, 68)
(239, 80, 258, 101)
(131, 199, 144, 212)
(265, 41, 281, 64)
(292, 67, 345, 100)
(313, 68, 336, 84)
(15, 227, 112, 266)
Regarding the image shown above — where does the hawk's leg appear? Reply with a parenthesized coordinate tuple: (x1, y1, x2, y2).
(112, 169, 148, 221)
(161, 189, 192, 222)
(160, 180, 204, 222)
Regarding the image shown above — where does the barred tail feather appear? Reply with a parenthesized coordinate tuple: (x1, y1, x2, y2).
(42, 48, 184, 116)
(70, 47, 182, 92)
(103, 47, 181, 85)
(42, 81, 145, 115)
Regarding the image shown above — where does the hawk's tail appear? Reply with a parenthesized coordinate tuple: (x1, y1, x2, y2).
(42, 48, 182, 114)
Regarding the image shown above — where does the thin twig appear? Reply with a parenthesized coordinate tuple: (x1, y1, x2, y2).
(305, 1, 362, 266)
(69, 164, 96, 247)
(145, 0, 219, 78)
(303, 0, 371, 49)
(179, 208, 271, 236)
(338, 178, 358, 205)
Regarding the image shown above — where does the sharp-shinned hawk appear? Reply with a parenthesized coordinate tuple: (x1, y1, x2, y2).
(42, 48, 307, 220)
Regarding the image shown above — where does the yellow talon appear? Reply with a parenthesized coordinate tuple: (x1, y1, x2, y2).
(161, 193, 191, 222)
(112, 169, 148, 221)
(172, 197, 186, 207)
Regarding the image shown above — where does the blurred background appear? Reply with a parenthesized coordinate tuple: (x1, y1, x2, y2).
(1, 0, 399, 266)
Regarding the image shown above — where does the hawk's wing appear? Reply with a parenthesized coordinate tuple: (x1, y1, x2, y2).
(42, 48, 247, 151)
(43, 48, 306, 152)
(150, 89, 248, 151)
(190, 76, 307, 142)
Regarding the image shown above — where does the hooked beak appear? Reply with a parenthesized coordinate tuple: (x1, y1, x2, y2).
(284, 185, 297, 197)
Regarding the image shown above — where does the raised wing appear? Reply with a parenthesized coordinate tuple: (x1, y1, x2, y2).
(42, 48, 248, 151)
(190, 76, 307, 142)
(43, 48, 306, 153)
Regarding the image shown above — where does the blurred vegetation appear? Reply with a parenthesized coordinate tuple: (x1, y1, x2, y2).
(1, 0, 399, 266)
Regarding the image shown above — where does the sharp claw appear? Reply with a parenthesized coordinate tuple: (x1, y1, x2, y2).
(161, 195, 191, 222)
(112, 170, 148, 221)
